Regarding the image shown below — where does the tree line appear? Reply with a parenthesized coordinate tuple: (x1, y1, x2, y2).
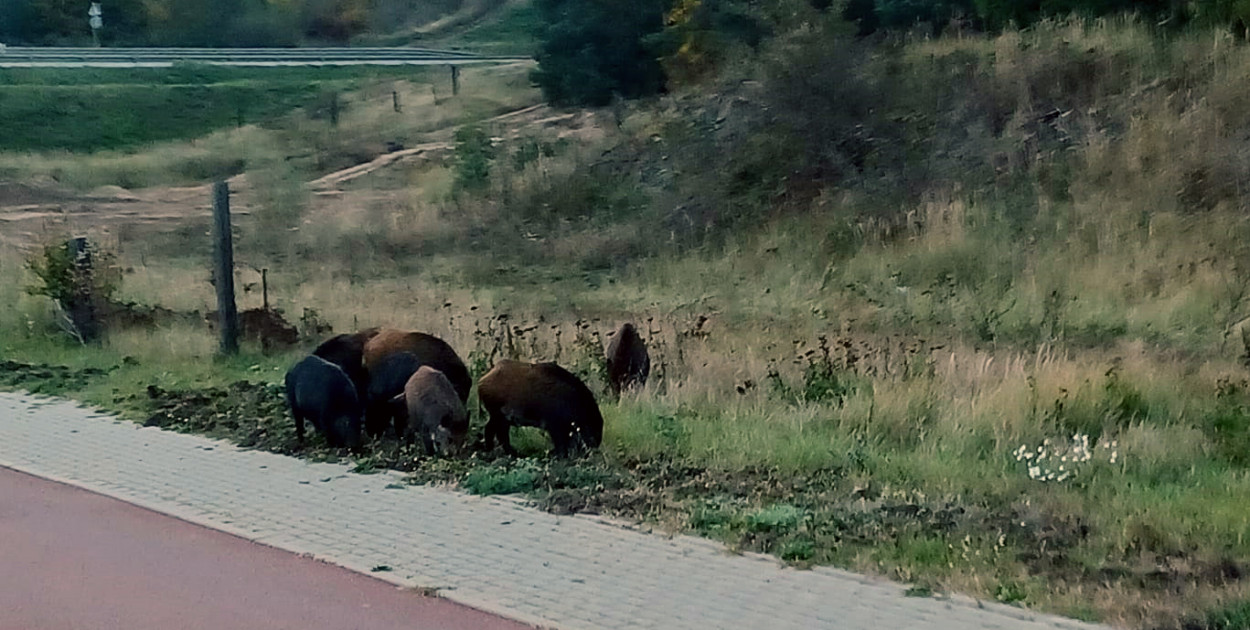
(0, 0, 404, 46)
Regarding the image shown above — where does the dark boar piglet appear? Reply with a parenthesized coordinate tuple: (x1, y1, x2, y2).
(395, 366, 469, 455)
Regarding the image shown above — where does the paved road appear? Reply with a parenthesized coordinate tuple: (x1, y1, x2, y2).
(0, 466, 529, 630)
(0, 392, 1110, 630)
(0, 46, 528, 68)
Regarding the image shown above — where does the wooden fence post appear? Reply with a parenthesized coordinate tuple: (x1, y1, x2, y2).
(450, 65, 460, 96)
(393, 90, 401, 113)
(212, 181, 239, 355)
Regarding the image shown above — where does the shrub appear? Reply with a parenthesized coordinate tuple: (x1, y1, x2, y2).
(25, 238, 118, 343)
(531, 0, 669, 106)
(655, 0, 772, 84)
(453, 124, 496, 192)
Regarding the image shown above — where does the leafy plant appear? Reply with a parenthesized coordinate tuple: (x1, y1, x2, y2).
(25, 239, 118, 343)
(994, 580, 1028, 604)
(461, 461, 541, 495)
(744, 504, 807, 534)
(453, 124, 496, 192)
(779, 537, 816, 562)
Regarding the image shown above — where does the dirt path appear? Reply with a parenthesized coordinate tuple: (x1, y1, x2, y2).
(0, 103, 602, 251)
(0, 465, 531, 630)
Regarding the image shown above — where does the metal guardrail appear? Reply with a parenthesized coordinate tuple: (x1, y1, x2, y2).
(0, 47, 530, 68)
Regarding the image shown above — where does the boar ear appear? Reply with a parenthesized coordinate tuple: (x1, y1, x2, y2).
(390, 393, 405, 404)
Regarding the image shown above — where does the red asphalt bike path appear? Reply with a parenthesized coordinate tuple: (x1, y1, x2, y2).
(0, 466, 533, 630)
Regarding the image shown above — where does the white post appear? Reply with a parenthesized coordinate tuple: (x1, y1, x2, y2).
(89, 3, 103, 47)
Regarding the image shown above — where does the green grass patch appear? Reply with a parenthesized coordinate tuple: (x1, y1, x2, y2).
(1199, 600, 1250, 630)
(450, 1, 540, 56)
(0, 65, 433, 87)
(0, 64, 434, 152)
(461, 460, 542, 495)
(0, 82, 309, 151)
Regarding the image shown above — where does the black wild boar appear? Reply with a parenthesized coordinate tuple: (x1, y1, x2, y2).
(364, 351, 424, 438)
(284, 355, 363, 449)
(606, 322, 649, 395)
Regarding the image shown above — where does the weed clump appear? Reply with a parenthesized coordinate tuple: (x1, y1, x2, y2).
(462, 460, 541, 495)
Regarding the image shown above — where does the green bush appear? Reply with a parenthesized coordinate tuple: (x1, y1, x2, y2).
(453, 124, 496, 192)
(25, 239, 118, 343)
(531, 0, 669, 106)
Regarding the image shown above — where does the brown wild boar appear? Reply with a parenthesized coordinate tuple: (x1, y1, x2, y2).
(395, 366, 469, 455)
(362, 328, 472, 403)
(311, 327, 381, 397)
(605, 322, 649, 395)
(477, 359, 603, 458)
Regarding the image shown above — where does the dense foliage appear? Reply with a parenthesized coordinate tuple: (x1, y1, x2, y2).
(529, 0, 670, 106)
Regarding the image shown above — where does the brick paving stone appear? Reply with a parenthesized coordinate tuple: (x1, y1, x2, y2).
(0, 392, 1112, 630)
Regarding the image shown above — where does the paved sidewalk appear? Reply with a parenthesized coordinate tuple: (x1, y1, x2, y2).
(0, 392, 1110, 630)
